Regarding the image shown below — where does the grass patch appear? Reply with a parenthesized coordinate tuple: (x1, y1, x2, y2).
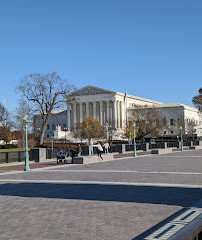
(0, 148, 25, 152)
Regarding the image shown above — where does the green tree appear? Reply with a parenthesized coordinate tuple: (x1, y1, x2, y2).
(0, 126, 12, 144)
(124, 122, 134, 143)
(192, 88, 202, 111)
(81, 116, 104, 145)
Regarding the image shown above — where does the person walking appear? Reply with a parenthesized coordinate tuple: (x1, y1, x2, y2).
(93, 142, 103, 161)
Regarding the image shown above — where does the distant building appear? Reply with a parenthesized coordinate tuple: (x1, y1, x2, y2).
(33, 85, 202, 140)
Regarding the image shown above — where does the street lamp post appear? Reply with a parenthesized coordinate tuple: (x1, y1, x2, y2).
(133, 123, 137, 157)
(23, 113, 30, 171)
(180, 126, 183, 151)
(51, 136, 54, 158)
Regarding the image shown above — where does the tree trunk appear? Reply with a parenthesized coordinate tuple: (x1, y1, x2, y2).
(39, 113, 52, 145)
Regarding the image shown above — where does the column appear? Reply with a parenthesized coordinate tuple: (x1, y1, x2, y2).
(93, 101, 96, 119)
(86, 102, 89, 117)
(113, 100, 117, 128)
(67, 104, 70, 131)
(117, 100, 120, 128)
(100, 101, 103, 126)
(73, 103, 77, 128)
(120, 101, 123, 129)
(106, 100, 110, 124)
(80, 102, 83, 124)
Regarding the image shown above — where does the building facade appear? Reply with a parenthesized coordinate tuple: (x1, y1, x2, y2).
(34, 85, 202, 139)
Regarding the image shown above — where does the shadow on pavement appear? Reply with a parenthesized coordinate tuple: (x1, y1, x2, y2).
(0, 182, 201, 207)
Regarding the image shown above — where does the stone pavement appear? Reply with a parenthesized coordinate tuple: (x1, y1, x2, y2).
(0, 150, 202, 240)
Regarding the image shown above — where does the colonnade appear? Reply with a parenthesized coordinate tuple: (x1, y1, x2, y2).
(67, 100, 125, 131)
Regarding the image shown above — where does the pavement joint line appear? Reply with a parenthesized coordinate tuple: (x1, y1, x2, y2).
(34, 169, 202, 175)
(0, 179, 202, 188)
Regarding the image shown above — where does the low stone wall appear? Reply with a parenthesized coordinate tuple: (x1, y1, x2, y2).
(190, 146, 202, 150)
(151, 148, 173, 154)
(72, 153, 114, 164)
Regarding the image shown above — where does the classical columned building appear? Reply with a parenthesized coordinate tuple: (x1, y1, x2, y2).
(33, 85, 202, 140)
(65, 85, 161, 131)
(66, 97, 125, 131)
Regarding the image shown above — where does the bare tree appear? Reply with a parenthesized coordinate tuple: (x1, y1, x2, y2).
(186, 119, 197, 135)
(16, 72, 76, 144)
(177, 116, 197, 135)
(72, 123, 83, 142)
(129, 107, 167, 139)
(104, 120, 116, 143)
(13, 99, 33, 147)
(192, 88, 202, 111)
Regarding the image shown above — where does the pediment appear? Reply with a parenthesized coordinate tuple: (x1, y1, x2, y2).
(68, 85, 115, 97)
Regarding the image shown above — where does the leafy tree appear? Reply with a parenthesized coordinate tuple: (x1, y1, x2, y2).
(192, 88, 202, 111)
(16, 72, 76, 145)
(124, 122, 134, 143)
(0, 126, 12, 144)
(81, 116, 104, 145)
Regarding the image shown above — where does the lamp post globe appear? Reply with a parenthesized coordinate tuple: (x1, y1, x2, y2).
(23, 113, 30, 171)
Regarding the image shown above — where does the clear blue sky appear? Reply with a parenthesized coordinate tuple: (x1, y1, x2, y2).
(0, 0, 202, 113)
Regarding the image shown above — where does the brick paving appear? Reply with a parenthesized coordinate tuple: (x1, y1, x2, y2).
(0, 149, 202, 240)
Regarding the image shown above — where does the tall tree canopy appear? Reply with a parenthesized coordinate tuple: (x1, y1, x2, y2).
(192, 88, 202, 111)
(16, 72, 76, 144)
(81, 116, 104, 145)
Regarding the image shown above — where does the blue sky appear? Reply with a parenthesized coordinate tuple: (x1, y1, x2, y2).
(0, 0, 201, 112)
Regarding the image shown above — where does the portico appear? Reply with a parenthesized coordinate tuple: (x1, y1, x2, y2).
(65, 85, 162, 132)
(67, 98, 125, 131)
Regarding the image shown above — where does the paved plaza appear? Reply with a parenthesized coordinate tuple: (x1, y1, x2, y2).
(0, 150, 202, 240)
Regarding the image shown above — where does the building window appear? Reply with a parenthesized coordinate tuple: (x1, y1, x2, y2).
(47, 124, 49, 130)
(170, 119, 174, 126)
(47, 135, 49, 138)
(164, 131, 166, 134)
(171, 131, 173, 134)
(52, 124, 55, 130)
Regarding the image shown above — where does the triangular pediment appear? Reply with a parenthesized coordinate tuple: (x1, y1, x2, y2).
(68, 85, 115, 97)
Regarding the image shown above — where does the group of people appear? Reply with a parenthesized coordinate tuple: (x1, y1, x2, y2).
(57, 142, 110, 163)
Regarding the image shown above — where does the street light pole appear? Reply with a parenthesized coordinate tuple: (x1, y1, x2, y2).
(23, 114, 30, 171)
(51, 136, 54, 157)
(180, 126, 183, 151)
(133, 123, 137, 157)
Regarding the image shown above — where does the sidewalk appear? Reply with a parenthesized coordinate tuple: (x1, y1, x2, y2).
(0, 147, 190, 172)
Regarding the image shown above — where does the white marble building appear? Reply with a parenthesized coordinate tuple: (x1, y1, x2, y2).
(33, 85, 202, 139)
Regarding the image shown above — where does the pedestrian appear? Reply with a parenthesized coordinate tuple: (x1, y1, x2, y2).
(103, 142, 109, 154)
(92, 142, 103, 161)
(76, 144, 82, 156)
